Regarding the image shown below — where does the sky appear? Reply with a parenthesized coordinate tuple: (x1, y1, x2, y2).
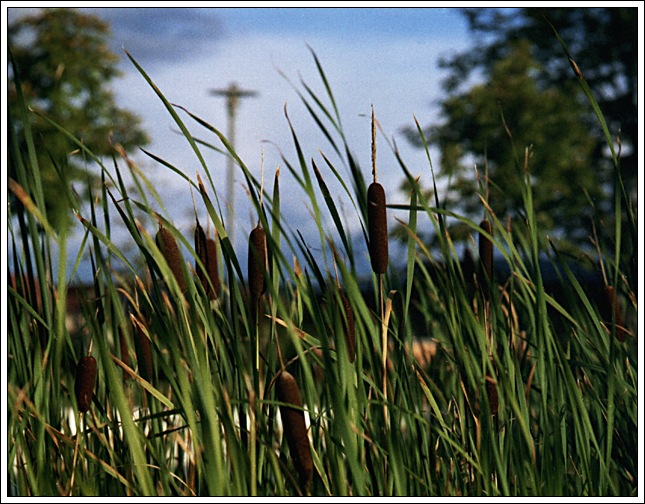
(6, 4, 478, 282)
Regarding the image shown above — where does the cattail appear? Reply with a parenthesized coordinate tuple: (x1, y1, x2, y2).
(479, 219, 494, 298)
(206, 237, 221, 299)
(367, 182, 388, 274)
(248, 223, 268, 300)
(485, 373, 498, 417)
(195, 221, 220, 300)
(132, 315, 153, 381)
(602, 285, 627, 342)
(276, 371, 313, 492)
(195, 220, 208, 288)
(338, 287, 356, 363)
(156, 225, 187, 293)
(75, 355, 97, 413)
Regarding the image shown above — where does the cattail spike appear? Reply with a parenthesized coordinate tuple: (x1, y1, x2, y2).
(195, 219, 208, 288)
(485, 373, 498, 417)
(276, 371, 313, 492)
(156, 225, 187, 293)
(248, 223, 268, 300)
(75, 355, 97, 413)
(367, 182, 388, 274)
(132, 314, 153, 381)
(206, 237, 221, 299)
(195, 219, 221, 300)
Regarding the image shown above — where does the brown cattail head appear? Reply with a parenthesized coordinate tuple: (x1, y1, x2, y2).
(206, 238, 221, 298)
(248, 223, 268, 300)
(602, 285, 627, 342)
(338, 287, 356, 363)
(156, 225, 187, 293)
(195, 222, 221, 300)
(485, 373, 498, 417)
(132, 315, 153, 382)
(367, 182, 388, 274)
(195, 220, 208, 288)
(478, 219, 494, 297)
(276, 371, 313, 492)
(75, 355, 97, 413)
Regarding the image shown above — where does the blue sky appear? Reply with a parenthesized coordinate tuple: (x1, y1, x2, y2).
(5, 5, 477, 281)
(86, 7, 470, 60)
(216, 7, 467, 40)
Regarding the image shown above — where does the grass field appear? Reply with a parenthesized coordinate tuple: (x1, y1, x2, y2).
(6, 43, 639, 497)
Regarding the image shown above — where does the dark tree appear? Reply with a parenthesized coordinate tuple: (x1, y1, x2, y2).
(406, 7, 637, 251)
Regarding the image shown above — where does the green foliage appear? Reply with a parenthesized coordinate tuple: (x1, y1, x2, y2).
(444, 7, 637, 187)
(8, 8, 149, 230)
(407, 8, 637, 251)
(7, 38, 637, 497)
(434, 41, 598, 246)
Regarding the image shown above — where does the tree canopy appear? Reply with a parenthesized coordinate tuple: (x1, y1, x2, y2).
(8, 8, 149, 229)
(406, 7, 638, 251)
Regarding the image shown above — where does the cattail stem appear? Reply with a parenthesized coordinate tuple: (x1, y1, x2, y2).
(249, 387, 257, 496)
(478, 218, 494, 306)
(371, 104, 377, 183)
(380, 275, 388, 425)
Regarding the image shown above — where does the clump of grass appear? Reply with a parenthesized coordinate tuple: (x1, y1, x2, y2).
(6, 37, 637, 498)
